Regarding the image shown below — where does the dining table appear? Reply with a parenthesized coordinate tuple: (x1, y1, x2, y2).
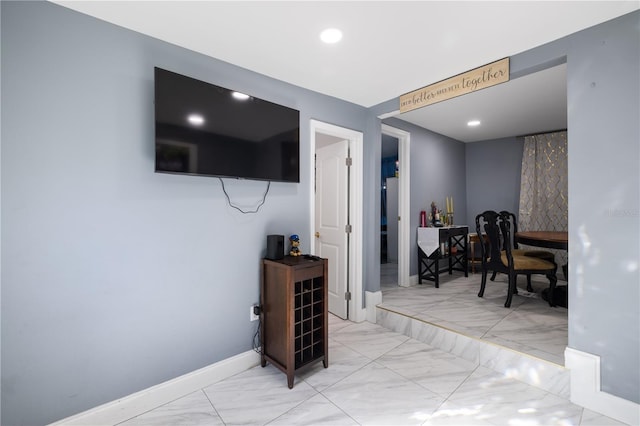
(514, 231, 568, 250)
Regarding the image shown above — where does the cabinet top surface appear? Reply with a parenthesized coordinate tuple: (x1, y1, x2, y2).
(263, 256, 326, 267)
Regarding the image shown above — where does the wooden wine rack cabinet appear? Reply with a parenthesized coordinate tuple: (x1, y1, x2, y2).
(260, 256, 328, 388)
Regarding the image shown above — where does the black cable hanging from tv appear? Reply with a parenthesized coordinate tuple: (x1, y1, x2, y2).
(219, 178, 271, 214)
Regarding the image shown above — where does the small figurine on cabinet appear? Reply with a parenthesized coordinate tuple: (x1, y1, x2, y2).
(289, 234, 301, 256)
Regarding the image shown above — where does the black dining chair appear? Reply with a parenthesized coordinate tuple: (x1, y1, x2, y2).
(488, 211, 557, 292)
(475, 210, 558, 307)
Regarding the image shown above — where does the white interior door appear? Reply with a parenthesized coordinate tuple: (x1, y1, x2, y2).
(315, 139, 349, 319)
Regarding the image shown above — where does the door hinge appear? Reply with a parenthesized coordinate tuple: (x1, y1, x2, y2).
(345, 291, 352, 301)
(345, 157, 352, 167)
(345, 224, 352, 233)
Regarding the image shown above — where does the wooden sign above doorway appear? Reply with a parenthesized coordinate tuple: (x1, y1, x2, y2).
(399, 57, 510, 113)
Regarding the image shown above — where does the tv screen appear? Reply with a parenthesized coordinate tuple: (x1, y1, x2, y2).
(154, 67, 300, 182)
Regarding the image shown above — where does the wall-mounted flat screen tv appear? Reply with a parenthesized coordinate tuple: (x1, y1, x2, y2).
(154, 67, 300, 183)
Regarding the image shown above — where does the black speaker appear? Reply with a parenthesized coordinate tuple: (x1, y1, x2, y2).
(266, 235, 285, 260)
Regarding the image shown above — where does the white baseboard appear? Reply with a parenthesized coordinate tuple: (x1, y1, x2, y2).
(49, 350, 261, 426)
(353, 308, 367, 323)
(365, 290, 382, 323)
(409, 274, 419, 286)
(565, 347, 639, 425)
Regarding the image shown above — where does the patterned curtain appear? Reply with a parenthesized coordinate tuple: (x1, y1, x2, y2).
(518, 131, 568, 269)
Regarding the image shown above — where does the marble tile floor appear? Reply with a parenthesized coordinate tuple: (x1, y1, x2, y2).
(379, 263, 568, 366)
(117, 315, 624, 426)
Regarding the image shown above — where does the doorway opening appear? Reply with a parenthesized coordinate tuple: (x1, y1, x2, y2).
(378, 64, 569, 369)
(310, 120, 364, 322)
(380, 134, 398, 287)
(381, 124, 410, 288)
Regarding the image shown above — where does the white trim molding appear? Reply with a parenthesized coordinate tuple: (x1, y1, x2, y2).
(565, 347, 640, 425)
(409, 274, 420, 286)
(49, 350, 261, 426)
(365, 290, 383, 323)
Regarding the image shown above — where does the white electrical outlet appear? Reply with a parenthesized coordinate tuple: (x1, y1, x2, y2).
(250, 305, 259, 321)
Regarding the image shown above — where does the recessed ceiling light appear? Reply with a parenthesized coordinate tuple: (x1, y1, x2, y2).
(187, 114, 205, 126)
(467, 120, 481, 127)
(232, 91, 250, 100)
(320, 28, 343, 44)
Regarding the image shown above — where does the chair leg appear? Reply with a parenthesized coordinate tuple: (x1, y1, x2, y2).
(490, 271, 497, 281)
(478, 271, 487, 297)
(505, 272, 517, 308)
(526, 274, 533, 292)
(547, 273, 558, 307)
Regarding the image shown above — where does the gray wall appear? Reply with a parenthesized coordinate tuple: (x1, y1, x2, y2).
(564, 11, 639, 403)
(363, 113, 383, 294)
(0, 2, 371, 425)
(381, 118, 467, 276)
(465, 137, 524, 229)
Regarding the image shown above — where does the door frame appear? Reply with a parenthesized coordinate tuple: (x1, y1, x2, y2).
(381, 124, 411, 287)
(310, 119, 364, 322)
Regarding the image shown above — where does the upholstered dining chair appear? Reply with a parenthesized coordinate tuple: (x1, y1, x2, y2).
(488, 211, 557, 292)
(475, 210, 558, 308)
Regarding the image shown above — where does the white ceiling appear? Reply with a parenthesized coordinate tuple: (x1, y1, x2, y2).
(51, 1, 638, 142)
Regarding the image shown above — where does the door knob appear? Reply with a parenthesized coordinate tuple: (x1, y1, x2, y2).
(315, 232, 320, 238)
